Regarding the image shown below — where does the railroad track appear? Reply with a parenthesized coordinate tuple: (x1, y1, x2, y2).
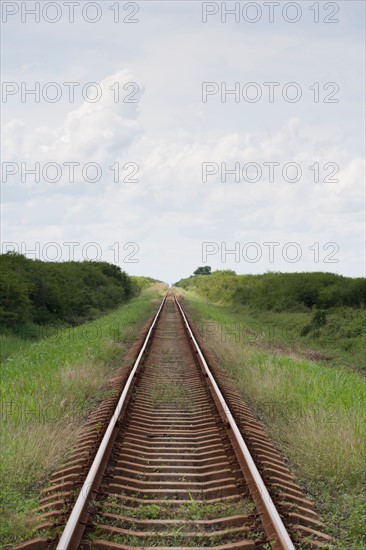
(16, 293, 331, 550)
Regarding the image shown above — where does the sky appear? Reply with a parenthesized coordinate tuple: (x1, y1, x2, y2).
(1, 0, 365, 284)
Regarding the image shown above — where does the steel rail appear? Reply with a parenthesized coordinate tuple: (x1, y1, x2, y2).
(56, 294, 167, 550)
(174, 294, 295, 550)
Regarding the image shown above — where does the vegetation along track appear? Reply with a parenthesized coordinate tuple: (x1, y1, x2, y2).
(15, 294, 332, 550)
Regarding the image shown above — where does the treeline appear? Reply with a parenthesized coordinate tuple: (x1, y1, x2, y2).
(0, 253, 145, 330)
(176, 270, 366, 311)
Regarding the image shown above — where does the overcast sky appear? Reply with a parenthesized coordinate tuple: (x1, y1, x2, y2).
(1, 1, 365, 283)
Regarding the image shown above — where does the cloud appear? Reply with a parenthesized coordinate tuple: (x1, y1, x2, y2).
(3, 69, 143, 172)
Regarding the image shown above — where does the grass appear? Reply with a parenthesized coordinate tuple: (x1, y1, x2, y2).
(0, 284, 165, 546)
(190, 300, 365, 373)
(0, 323, 60, 363)
(178, 497, 254, 521)
(91, 519, 261, 546)
(248, 306, 366, 372)
(177, 289, 366, 549)
(97, 491, 262, 546)
(1, 334, 34, 363)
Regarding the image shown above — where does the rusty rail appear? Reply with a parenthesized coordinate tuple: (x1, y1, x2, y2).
(175, 294, 295, 550)
(56, 294, 167, 550)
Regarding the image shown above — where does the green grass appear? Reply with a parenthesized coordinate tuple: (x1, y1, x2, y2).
(0, 284, 165, 546)
(242, 306, 365, 371)
(188, 298, 365, 373)
(90, 521, 261, 546)
(1, 322, 65, 363)
(1, 333, 35, 363)
(102, 496, 252, 521)
(177, 289, 366, 549)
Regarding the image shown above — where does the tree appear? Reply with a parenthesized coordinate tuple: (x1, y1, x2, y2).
(0, 253, 137, 330)
(193, 266, 211, 276)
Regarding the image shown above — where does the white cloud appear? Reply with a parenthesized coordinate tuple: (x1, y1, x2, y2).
(3, 69, 143, 167)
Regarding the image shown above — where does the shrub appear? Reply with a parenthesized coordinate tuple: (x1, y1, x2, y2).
(0, 253, 136, 330)
(176, 270, 366, 312)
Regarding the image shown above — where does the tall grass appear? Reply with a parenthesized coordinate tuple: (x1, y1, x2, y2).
(1, 334, 35, 363)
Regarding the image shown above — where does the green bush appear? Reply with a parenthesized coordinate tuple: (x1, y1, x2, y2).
(301, 309, 327, 336)
(176, 270, 366, 312)
(0, 253, 136, 330)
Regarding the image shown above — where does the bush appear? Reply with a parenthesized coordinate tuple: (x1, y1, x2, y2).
(176, 270, 366, 312)
(0, 253, 136, 330)
(193, 266, 211, 275)
(301, 309, 327, 336)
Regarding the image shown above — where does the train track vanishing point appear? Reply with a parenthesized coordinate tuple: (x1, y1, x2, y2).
(15, 293, 331, 550)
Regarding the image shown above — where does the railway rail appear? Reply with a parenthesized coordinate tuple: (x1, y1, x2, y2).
(16, 293, 331, 550)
